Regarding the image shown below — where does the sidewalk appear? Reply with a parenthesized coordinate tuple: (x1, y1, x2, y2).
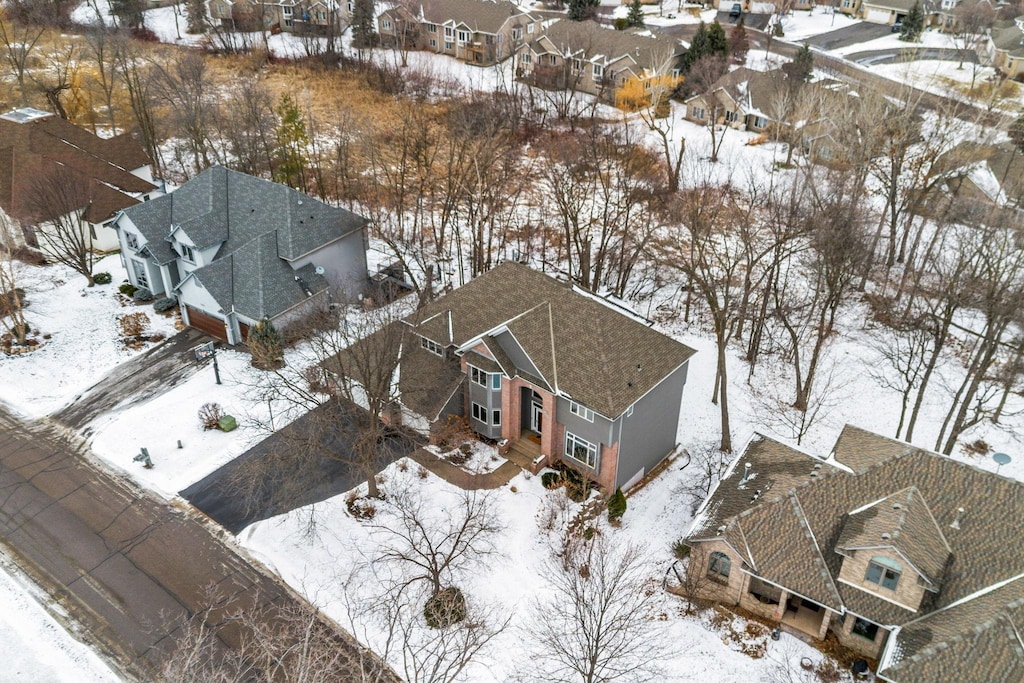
(408, 448, 522, 490)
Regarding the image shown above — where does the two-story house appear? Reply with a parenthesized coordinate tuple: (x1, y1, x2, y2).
(0, 108, 159, 252)
(340, 263, 696, 493)
(114, 166, 369, 344)
(377, 0, 542, 66)
(518, 20, 684, 103)
(682, 426, 1024, 680)
(989, 16, 1024, 79)
(209, 0, 347, 35)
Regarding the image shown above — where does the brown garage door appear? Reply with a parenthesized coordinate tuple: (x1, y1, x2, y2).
(185, 306, 228, 341)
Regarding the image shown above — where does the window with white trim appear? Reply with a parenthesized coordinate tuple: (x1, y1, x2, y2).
(444, 26, 453, 37)
(593, 63, 604, 80)
(572, 58, 582, 72)
(382, 19, 391, 30)
(445, 41, 454, 50)
(625, 404, 634, 418)
(180, 243, 196, 263)
(512, 27, 522, 40)
(131, 259, 149, 289)
(491, 373, 501, 390)
(527, 23, 534, 34)
(753, 115, 768, 129)
(471, 402, 486, 422)
(427, 23, 437, 32)
(457, 30, 469, 42)
(708, 551, 731, 581)
(548, 54, 557, 66)
(569, 400, 594, 422)
(725, 110, 739, 123)
(421, 337, 444, 356)
(282, 5, 292, 15)
(522, 53, 532, 64)
(691, 106, 706, 120)
(124, 232, 139, 251)
(565, 431, 597, 468)
(429, 38, 437, 47)
(470, 366, 487, 386)
(492, 409, 501, 426)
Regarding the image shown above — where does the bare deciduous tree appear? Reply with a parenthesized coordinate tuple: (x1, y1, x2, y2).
(0, 212, 30, 345)
(23, 167, 98, 285)
(529, 533, 668, 683)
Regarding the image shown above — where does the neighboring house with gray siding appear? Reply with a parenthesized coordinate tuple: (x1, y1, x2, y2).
(681, 426, 1024, 680)
(350, 263, 696, 492)
(114, 166, 369, 344)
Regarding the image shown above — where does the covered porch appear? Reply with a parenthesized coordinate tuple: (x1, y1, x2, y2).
(781, 596, 831, 639)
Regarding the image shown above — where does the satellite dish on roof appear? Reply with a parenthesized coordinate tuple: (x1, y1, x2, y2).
(993, 452, 1011, 474)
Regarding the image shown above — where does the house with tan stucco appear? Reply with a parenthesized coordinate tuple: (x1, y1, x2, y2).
(681, 426, 1024, 681)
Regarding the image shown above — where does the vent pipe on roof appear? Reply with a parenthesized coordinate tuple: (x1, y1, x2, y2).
(950, 507, 965, 530)
(738, 462, 752, 487)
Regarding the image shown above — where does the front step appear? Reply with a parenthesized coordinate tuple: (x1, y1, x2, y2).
(504, 437, 546, 473)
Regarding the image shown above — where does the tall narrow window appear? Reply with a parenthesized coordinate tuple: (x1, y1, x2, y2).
(708, 551, 731, 581)
(131, 260, 149, 289)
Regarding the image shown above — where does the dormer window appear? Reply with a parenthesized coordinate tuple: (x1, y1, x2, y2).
(180, 243, 196, 263)
(421, 337, 444, 356)
(865, 557, 901, 591)
(124, 232, 139, 251)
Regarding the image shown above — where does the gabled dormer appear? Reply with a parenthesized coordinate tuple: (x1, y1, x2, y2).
(835, 487, 951, 612)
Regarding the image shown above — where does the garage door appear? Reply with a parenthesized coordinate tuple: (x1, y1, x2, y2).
(185, 306, 228, 341)
(865, 8, 892, 23)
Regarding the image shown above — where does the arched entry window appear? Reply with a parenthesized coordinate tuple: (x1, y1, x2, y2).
(708, 551, 731, 581)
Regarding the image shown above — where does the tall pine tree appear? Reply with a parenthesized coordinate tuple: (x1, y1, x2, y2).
(352, 0, 378, 48)
(729, 15, 748, 64)
(274, 95, 310, 192)
(900, 1, 924, 42)
(627, 0, 645, 28)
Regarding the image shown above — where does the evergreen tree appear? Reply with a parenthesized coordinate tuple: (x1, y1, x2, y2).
(682, 22, 708, 71)
(351, 0, 378, 48)
(607, 488, 627, 521)
(274, 95, 310, 191)
(1009, 115, 1024, 154)
(784, 43, 813, 84)
(110, 0, 145, 29)
(706, 20, 728, 57)
(729, 14, 749, 64)
(900, 1, 924, 42)
(627, 0, 645, 28)
(568, 0, 600, 21)
(186, 0, 208, 34)
(248, 318, 284, 370)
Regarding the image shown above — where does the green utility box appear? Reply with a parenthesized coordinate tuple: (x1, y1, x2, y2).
(218, 415, 238, 432)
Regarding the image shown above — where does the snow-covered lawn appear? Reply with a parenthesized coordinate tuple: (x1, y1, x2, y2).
(0, 554, 118, 683)
(0, 255, 179, 419)
(88, 346, 272, 497)
(835, 26, 955, 56)
(777, 8, 861, 41)
(240, 458, 830, 683)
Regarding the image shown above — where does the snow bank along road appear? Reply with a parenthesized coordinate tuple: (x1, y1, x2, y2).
(0, 405, 396, 680)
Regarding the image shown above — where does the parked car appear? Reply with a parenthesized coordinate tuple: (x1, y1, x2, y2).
(891, 20, 903, 32)
(729, 3, 742, 17)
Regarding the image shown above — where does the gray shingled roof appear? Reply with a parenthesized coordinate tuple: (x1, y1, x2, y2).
(121, 166, 367, 318)
(688, 427, 1024, 681)
(530, 19, 682, 72)
(413, 0, 535, 34)
(410, 263, 695, 418)
(991, 18, 1024, 59)
(189, 231, 329, 320)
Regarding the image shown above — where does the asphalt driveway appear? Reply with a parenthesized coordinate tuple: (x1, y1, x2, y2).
(848, 47, 979, 65)
(181, 399, 422, 533)
(804, 21, 891, 50)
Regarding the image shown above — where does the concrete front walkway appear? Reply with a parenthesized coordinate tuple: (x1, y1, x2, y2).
(409, 448, 522, 490)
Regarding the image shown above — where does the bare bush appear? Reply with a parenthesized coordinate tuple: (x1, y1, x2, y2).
(199, 402, 224, 430)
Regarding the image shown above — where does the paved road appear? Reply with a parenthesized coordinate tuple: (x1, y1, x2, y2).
(182, 399, 422, 533)
(804, 21, 890, 50)
(0, 406, 397, 680)
(52, 327, 211, 434)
